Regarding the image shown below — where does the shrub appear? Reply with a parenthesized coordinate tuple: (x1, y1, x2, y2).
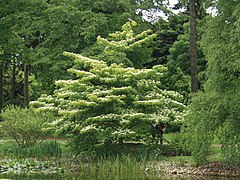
(69, 129, 98, 155)
(168, 133, 191, 156)
(0, 106, 54, 148)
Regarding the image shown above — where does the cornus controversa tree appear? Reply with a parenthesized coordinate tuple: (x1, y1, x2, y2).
(31, 52, 186, 150)
(30, 22, 186, 151)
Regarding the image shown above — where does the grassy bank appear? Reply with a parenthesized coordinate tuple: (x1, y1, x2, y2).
(0, 134, 235, 178)
(0, 133, 224, 162)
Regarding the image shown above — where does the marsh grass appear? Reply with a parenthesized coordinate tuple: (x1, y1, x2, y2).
(76, 155, 148, 179)
(68, 143, 180, 178)
(0, 135, 229, 178)
(0, 140, 61, 158)
(94, 142, 180, 160)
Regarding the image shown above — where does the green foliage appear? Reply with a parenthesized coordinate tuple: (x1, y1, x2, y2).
(70, 154, 147, 179)
(186, 0, 240, 164)
(69, 130, 98, 155)
(165, 21, 206, 97)
(0, 0, 146, 103)
(0, 140, 61, 158)
(148, 13, 189, 67)
(0, 0, 194, 108)
(185, 92, 222, 164)
(82, 21, 157, 68)
(31, 52, 186, 153)
(168, 133, 191, 156)
(0, 158, 63, 175)
(0, 106, 54, 148)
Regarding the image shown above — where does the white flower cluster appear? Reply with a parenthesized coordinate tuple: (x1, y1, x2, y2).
(112, 129, 135, 137)
(80, 124, 98, 133)
(55, 79, 80, 86)
(68, 68, 94, 77)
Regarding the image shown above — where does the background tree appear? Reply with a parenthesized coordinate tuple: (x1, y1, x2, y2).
(165, 20, 206, 97)
(189, 0, 199, 92)
(178, 0, 209, 93)
(31, 0, 169, 96)
(0, 49, 3, 113)
(1, 0, 175, 108)
(0, 0, 48, 106)
(82, 21, 157, 68)
(147, 12, 189, 67)
(186, 0, 240, 164)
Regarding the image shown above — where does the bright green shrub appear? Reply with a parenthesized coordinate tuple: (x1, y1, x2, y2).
(0, 106, 53, 148)
(168, 132, 191, 156)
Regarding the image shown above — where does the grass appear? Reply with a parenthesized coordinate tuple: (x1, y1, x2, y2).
(0, 134, 228, 168)
(0, 140, 62, 159)
(83, 155, 146, 175)
(1, 134, 236, 179)
(163, 132, 176, 142)
(207, 145, 225, 162)
(0, 133, 220, 161)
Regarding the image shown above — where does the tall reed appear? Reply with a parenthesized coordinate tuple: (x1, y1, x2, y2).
(0, 140, 61, 158)
(76, 155, 148, 179)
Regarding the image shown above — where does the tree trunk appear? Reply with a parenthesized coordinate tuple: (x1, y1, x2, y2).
(23, 64, 29, 107)
(189, 0, 199, 92)
(10, 62, 16, 104)
(0, 61, 3, 113)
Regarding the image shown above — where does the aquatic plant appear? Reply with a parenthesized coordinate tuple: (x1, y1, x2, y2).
(0, 159, 64, 175)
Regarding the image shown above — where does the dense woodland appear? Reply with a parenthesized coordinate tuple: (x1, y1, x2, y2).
(0, 0, 240, 165)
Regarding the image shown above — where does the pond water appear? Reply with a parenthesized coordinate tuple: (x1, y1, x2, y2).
(1, 173, 240, 180)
